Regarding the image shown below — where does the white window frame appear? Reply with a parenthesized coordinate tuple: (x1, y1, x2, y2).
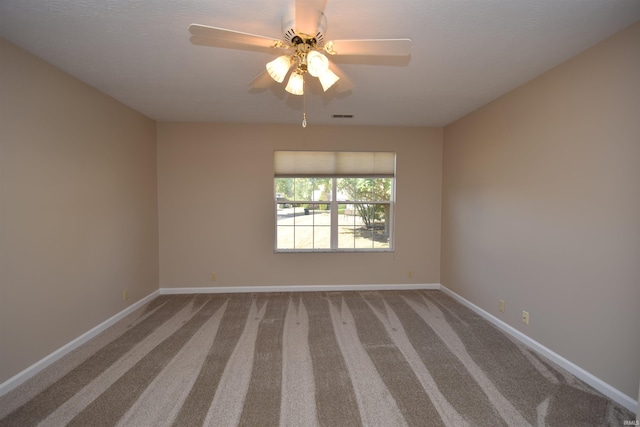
(274, 151, 396, 253)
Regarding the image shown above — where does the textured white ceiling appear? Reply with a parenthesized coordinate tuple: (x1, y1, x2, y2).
(1, 0, 639, 127)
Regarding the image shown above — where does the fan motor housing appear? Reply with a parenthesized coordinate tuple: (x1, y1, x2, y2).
(282, 11, 327, 46)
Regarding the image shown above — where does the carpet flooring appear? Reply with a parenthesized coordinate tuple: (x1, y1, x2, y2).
(0, 290, 634, 426)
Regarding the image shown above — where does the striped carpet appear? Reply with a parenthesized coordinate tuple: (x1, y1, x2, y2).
(0, 290, 633, 426)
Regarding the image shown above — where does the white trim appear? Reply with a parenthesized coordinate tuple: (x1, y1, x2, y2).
(160, 283, 439, 295)
(3, 284, 635, 415)
(0, 290, 159, 398)
(439, 285, 638, 414)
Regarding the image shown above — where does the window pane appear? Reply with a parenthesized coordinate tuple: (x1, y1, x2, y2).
(295, 226, 314, 249)
(314, 208, 331, 225)
(275, 178, 294, 201)
(338, 203, 352, 225)
(337, 178, 357, 201)
(315, 179, 332, 202)
(337, 178, 393, 202)
(276, 203, 293, 222)
(338, 225, 355, 248)
(314, 226, 331, 249)
(373, 228, 390, 249)
(358, 178, 375, 201)
(294, 178, 314, 201)
(294, 206, 309, 225)
(355, 228, 374, 248)
(277, 226, 294, 249)
(375, 178, 392, 201)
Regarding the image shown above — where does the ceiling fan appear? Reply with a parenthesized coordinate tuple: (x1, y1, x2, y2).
(189, 0, 412, 99)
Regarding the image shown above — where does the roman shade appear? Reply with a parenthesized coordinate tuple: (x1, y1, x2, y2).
(274, 151, 396, 178)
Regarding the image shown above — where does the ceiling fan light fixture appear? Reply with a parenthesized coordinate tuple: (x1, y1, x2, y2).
(266, 55, 293, 83)
(285, 71, 304, 95)
(307, 50, 329, 77)
(318, 68, 340, 91)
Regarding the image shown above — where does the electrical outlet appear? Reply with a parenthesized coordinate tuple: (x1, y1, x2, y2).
(408, 270, 413, 278)
(123, 289, 129, 301)
(499, 299, 505, 313)
(522, 310, 529, 325)
(211, 273, 217, 282)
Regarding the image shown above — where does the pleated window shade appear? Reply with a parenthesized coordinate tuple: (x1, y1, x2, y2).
(274, 151, 396, 178)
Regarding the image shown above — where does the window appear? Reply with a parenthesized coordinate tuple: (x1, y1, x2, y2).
(274, 151, 395, 252)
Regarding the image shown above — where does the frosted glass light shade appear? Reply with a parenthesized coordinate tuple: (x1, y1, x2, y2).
(285, 71, 304, 95)
(318, 69, 339, 91)
(307, 50, 329, 77)
(266, 55, 292, 83)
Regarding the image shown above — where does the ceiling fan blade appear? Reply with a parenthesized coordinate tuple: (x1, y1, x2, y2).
(190, 35, 285, 54)
(295, 0, 327, 36)
(325, 39, 412, 56)
(189, 24, 284, 49)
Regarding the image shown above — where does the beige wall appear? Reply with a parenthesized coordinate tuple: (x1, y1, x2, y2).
(2, 19, 637, 407)
(441, 22, 640, 399)
(0, 39, 159, 384)
(157, 123, 442, 288)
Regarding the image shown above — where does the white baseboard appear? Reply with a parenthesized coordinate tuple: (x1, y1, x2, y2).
(3, 284, 635, 414)
(439, 285, 638, 414)
(0, 284, 434, 397)
(159, 283, 440, 294)
(0, 290, 159, 398)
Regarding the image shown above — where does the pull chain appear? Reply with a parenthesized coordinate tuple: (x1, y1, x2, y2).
(302, 79, 307, 128)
